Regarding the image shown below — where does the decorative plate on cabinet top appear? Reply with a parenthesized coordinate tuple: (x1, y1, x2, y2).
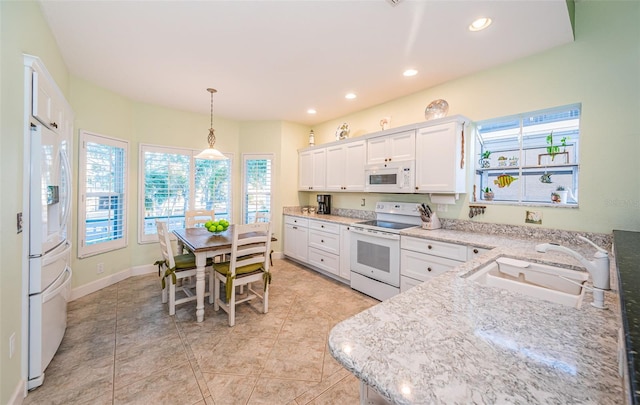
(424, 99, 449, 120)
(335, 123, 350, 140)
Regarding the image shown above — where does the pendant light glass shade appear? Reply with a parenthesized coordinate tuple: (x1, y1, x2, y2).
(195, 88, 228, 160)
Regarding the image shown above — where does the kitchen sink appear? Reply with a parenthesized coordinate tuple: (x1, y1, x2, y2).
(466, 257, 589, 308)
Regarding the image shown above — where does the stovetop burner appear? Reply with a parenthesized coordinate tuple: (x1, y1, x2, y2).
(358, 220, 417, 231)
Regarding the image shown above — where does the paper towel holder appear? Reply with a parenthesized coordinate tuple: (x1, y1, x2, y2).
(429, 193, 459, 205)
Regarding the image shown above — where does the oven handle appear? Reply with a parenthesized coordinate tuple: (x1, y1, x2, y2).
(350, 227, 399, 240)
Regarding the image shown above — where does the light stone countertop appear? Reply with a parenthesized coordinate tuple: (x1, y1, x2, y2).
(283, 212, 370, 226)
(328, 227, 624, 404)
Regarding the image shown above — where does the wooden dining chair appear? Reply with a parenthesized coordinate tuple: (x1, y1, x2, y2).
(156, 220, 214, 315)
(185, 209, 215, 228)
(213, 222, 272, 327)
(254, 212, 273, 266)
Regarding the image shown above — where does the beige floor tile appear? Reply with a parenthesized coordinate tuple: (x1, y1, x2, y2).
(202, 373, 258, 405)
(303, 374, 361, 405)
(23, 260, 376, 405)
(114, 361, 203, 405)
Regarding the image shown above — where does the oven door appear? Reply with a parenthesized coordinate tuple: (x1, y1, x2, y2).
(350, 226, 400, 287)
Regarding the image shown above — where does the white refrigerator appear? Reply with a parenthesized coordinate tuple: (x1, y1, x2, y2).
(27, 123, 73, 390)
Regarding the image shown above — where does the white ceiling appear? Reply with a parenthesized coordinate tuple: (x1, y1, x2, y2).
(39, 0, 574, 126)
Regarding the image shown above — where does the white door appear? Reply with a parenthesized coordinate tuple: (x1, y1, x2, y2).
(343, 141, 366, 191)
(415, 122, 465, 193)
(30, 125, 71, 255)
(325, 145, 346, 191)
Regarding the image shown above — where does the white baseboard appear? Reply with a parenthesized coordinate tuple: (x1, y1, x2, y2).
(8, 378, 25, 405)
(70, 264, 156, 301)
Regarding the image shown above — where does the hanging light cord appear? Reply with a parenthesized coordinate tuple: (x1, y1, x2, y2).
(207, 88, 217, 148)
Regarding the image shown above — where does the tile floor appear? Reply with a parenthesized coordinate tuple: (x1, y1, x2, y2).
(24, 259, 378, 405)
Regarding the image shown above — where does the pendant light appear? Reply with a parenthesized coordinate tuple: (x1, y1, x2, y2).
(195, 88, 227, 160)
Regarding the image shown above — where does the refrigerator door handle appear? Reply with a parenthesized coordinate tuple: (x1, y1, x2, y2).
(42, 266, 72, 304)
(42, 241, 71, 267)
(60, 148, 72, 232)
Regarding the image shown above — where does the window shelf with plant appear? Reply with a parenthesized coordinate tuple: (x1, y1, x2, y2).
(475, 104, 580, 206)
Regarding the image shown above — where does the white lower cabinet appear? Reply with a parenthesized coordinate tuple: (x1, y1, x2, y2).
(284, 216, 350, 282)
(283, 216, 309, 262)
(400, 236, 468, 292)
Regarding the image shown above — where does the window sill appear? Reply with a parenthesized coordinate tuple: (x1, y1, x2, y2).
(479, 201, 579, 208)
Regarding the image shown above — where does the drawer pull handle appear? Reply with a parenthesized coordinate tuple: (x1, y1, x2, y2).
(320, 258, 324, 262)
(427, 267, 432, 272)
(293, 226, 297, 230)
(473, 248, 479, 254)
(428, 245, 433, 250)
(321, 239, 324, 243)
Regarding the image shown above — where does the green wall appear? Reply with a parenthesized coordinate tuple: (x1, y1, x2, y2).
(308, 1, 640, 234)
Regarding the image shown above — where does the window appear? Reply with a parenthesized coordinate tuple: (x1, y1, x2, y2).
(242, 154, 273, 224)
(139, 144, 232, 243)
(475, 104, 580, 205)
(78, 131, 128, 257)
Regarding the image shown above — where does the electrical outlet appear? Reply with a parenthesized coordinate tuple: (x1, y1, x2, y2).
(9, 333, 15, 358)
(437, 204, 448, 212)
(361, 198, 366, 207)
(97, 263, 104, 274)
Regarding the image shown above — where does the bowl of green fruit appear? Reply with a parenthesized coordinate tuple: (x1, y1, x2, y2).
(204, 219, 230, 234)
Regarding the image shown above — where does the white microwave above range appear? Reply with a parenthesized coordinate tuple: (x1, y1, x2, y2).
(364, 161, 415, 193)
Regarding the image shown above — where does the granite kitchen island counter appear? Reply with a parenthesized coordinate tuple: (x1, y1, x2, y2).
(328, 243, 624, 404)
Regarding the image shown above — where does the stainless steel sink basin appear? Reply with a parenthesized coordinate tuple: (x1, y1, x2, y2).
(466, 257, 589, 308)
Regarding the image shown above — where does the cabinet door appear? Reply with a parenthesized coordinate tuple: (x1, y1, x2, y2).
(415, 122, 465, 193)
(298, 151, 313, 190)
(299, 148, 326, 191)
(389, 131, 416, 161)
(339, 225, 351, 280)
(367, 137, 389, 164)
(284, 223, 308, 262)
(343, 141, 366, 191)
(32, 66, 62, 133)
(325, 145, 346, 191)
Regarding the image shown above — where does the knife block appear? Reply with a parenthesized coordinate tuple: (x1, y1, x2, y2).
(421, 213, 441, 230)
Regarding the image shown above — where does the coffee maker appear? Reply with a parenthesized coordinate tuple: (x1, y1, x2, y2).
(317, 194, 331, 215)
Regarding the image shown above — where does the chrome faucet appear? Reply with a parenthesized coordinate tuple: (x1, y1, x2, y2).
(535, 236, 610, 309)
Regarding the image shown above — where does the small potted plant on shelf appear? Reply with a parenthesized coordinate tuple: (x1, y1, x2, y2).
(479, 150, 491, 168)
(508, 156, 519, 166)
(551, 185, 568, 204)
(539, 131, 569, 165)
(482, 187, 494, 201)
(497, 156, 508, 167)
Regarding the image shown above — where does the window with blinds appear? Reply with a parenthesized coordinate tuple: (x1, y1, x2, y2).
(78, 131, 129, 258)
(139, 144, 232, 243)
(243, 154, 273, 224)
(475, 104, 581, 205)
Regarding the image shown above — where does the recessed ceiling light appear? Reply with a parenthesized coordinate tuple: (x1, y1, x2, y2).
(345, 93, 357, 100)
(403, 69, 418, 77)
(469, 17, 492, 32)
(307, 108, 317, 114)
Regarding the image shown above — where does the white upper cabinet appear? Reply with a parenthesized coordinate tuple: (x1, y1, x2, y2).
(31, 64, 64, 133)
(325, 140, 366, 191)
(367, 130, 415, 164)
(299, 148, 326, 191)
(415, 120, 467, 193)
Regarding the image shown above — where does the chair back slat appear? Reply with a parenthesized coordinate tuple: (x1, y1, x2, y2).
(229, 222, 271, 276)
(156, 220, 176, 269)
(185, 209, 215, 228)
(254, 211, 269, 223)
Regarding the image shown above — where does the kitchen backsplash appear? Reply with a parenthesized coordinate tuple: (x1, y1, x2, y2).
(282, 206, 613, 250)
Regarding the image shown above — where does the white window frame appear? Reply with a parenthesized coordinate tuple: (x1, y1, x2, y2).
(242, 153, 274, 224)
(138, 143, 233, 243)
(475, 104, 581, 206)
(78, 130, 129, 258)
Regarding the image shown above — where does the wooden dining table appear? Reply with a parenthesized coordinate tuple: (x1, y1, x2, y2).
(173, 227, 234, 322)
(172, 226, 276, 323)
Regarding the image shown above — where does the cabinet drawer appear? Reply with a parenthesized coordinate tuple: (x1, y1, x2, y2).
(401, 236, 467, 261)
(308, 229, 340, 254)
(401, 249, 462, 282)
(284, 215, 308, 227)
(308, 247, 339, 275)
(308, 219, 340, 234)
(467, 246, 492, 261)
